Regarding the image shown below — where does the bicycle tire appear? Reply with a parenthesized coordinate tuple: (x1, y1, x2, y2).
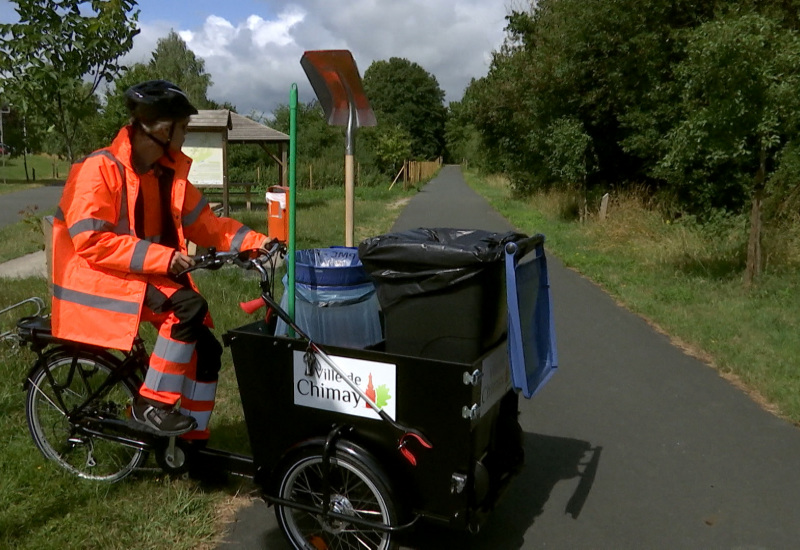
(275, 446, 399, 550)
(25, 349, 147, 482)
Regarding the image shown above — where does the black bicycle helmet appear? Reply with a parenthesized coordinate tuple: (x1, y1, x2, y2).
(125, 80, 198, 122)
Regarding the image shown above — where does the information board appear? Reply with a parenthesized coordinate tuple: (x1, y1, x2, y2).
(184, 131, 225, 186)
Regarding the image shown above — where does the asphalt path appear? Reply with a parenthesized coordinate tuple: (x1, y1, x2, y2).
(0, 183, 63, 230)
(218, 165, 800, 549)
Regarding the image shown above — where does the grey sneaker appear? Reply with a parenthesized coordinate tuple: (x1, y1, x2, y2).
(131, 399, 197, 436)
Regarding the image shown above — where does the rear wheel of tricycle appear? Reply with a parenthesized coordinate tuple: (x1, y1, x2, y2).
(275, 447, 399, 550)
(25, 350, 147, 482)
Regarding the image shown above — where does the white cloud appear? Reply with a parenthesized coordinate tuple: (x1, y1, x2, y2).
(122, 19, 174, 67)
(248, 8, 305, 48)
(128, 0, 508, 117)
(178, 6, 309, 117)
(179, 15, 237, 58)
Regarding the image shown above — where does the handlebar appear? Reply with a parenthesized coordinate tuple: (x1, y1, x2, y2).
(178, 241, 286, 277)
(177, 241, 286, 318)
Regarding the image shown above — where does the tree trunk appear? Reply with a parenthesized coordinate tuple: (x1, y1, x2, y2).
(744, 146, 767, 287)
(745, 191, 762, 287)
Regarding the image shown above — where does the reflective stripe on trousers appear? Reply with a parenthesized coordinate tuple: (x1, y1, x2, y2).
(139, 290, 218, 440)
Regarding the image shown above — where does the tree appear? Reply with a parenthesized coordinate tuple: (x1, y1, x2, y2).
(0, 0, 140, 160)
(0, 90, 30, 156)
(466, 0, 723, 193)
(91, 30, 215, 150)
(363, 58, 446, 160)
(444, 97, 483, 167)
(656, 12, 800, 284)
(271, 100, 341, 159)
(147, 30, 214, 109)
(463, 17, 549, 190)
(543, 117, 595, 189)
(365, 123, 412, 176)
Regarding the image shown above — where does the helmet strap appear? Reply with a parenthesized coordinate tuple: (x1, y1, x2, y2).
(136, 121, 175, 163)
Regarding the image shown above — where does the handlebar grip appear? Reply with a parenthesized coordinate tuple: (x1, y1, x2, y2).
(239, 297, 265, 314)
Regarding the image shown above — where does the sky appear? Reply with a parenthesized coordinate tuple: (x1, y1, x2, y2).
(0, 0, 515, 118)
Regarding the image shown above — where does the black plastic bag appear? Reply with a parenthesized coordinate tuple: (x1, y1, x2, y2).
(358, 228, 526, 308)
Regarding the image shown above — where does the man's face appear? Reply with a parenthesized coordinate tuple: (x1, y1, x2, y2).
(168, 117, 191, 152)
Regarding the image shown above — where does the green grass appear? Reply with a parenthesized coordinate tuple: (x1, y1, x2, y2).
(0, 183, 417, 550)
(0, 211, 49, 263)
(0, 154, 70, 186)
(465, 170, 800, 423)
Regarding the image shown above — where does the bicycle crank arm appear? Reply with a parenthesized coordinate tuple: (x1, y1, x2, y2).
(73, 417, 154, 450)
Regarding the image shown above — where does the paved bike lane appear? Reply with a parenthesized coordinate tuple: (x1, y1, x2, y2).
(0, 183, 63, 230)
(220, 164, 800, 548)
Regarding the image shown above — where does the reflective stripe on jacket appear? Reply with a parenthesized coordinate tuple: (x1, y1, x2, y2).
(51, 126, 265, 350)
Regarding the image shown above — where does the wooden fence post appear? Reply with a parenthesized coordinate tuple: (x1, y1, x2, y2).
(599, 193, 610, 221)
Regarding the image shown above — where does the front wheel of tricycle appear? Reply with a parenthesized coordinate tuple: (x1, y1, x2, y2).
(275, 447, 399, 550)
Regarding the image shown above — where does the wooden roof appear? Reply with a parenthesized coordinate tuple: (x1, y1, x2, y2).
(188, 110, 232, 131)
(187, 110, 288, 144)
(228, 112, 289, 144)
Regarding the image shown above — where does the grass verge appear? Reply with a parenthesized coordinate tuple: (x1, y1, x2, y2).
(0, 209, 49, 263)
(0, 183, 416, 550)
(0, 154, 70, 187)
(465, 170, 800, 424)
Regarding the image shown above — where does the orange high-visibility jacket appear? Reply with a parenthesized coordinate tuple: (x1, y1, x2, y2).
(51, 126, 265, 350)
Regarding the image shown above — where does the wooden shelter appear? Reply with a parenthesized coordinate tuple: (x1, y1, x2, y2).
(189, 109, 232, 132)
(228, 112, 290, 187)
(187, 110, 289, 216)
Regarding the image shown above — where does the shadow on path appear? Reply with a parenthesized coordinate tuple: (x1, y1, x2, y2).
(397, 432, 600, 549)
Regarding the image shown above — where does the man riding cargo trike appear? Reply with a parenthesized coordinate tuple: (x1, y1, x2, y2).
(0, 79, 558, 550)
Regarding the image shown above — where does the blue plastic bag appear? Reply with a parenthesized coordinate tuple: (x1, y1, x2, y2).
(274, 248, 382, 348)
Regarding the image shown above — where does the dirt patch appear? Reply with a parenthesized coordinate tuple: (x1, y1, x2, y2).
(209, 486, 262, 549)
(388, 197, 411, 210)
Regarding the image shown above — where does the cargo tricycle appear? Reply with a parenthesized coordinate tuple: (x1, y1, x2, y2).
(3, 230, 556, 550)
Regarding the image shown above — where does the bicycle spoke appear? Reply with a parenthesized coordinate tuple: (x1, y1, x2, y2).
(29, 381, 67, 417)
(26, 355, 146, 482)
(278, 454, 394, 550)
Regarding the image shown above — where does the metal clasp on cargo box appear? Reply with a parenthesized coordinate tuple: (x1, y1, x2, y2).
(451, 472, 467, 494)
(461, 404, 480, 420)
(462, 369, 483, 386)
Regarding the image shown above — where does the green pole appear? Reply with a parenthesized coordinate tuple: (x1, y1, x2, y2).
(288, 84, 298, 330)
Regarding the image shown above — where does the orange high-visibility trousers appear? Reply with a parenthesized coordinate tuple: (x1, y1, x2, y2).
(139, 283, 222, 440)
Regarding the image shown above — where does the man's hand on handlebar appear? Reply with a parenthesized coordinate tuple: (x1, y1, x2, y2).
(258, 237, 281, 255)
(257, 238, 286, 261)
(169, 251, 195, 275)
(173, 242, 285, 277)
